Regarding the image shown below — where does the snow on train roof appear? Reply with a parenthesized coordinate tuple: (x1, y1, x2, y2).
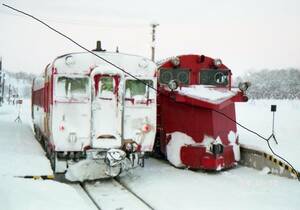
(52, 51, 157, 77)
(177, 85, 239, 104)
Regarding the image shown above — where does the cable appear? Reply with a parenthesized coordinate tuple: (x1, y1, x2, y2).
(2, 4, 154, 92)
(3, 3, 299, 181)
(0, 10, 147, 29)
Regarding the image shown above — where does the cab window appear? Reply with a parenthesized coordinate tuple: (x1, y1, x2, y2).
(98, 77, 114, 98)
(159, 68, 190, 85)
(199, 70, 229, 86)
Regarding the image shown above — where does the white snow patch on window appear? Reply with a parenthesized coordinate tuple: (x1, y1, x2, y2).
(166, 132, 195, 168)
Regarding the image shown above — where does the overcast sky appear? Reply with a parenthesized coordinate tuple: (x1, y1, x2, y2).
(0, 0, 299, 76)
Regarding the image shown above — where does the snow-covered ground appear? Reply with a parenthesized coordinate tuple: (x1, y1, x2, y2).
(0, 99, 300, 210)
(0, 101, 93, 210)
(119, 158, 300, 210)
(236, 100, 300, 169)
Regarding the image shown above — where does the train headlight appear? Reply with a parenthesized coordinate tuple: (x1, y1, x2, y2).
(213, 58, 222, 67)
(65, 55, 75, 66)
(238, 82, 251, 91)
(210, 144, 224, 155)
(171, 56, 180, 67)
(168, 79, 179, 91)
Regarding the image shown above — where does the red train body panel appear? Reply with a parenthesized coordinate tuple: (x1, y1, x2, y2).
(156, 54, 248, 170)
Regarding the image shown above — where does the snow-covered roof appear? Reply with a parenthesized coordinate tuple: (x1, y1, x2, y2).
(52, 51, 157, 77)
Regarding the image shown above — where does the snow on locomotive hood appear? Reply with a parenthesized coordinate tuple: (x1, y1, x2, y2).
(177, 85, 239, 104)
(52, 51, 157, 77)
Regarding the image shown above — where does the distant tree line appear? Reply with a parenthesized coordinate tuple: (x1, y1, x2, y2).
(6, 71, 36, 83)
(235, 68, 300, 99)
(3, 71, 37, 98)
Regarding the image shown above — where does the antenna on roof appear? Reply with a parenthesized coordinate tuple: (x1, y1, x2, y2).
(93, 41, 106, 52)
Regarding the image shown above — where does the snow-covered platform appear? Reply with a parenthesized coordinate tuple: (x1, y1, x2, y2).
(0, 101, 52, 177)
(0, 101, 93, 210)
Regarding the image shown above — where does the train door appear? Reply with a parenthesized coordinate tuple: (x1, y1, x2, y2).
(123, 78, 157, 152)
(92, 73, 122, 149)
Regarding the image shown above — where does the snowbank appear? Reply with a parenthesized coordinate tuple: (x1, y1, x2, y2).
(236, 100, 300, 170)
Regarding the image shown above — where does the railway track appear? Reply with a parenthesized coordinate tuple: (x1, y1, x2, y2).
(71, 178, 154, 210)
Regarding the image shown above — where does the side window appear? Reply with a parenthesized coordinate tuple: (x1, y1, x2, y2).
(56, 76, 89, 98)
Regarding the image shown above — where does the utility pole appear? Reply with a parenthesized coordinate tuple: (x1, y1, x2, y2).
(0, 57, 3, 105)
(150, 23, 159, 62)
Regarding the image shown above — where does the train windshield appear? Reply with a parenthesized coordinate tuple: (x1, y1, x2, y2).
(125, 79, 154, 101)
(56, 76, 90, 98)
(97, 77, 114, 98)
(199, 70, 229, 86)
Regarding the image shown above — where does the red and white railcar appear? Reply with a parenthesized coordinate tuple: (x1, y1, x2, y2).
(32, 46, 157, 177)
(155, 54, 249, 170)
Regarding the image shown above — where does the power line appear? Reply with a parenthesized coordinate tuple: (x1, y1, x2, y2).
(2, 3, 299, 181)
(0, 10, 148, 29)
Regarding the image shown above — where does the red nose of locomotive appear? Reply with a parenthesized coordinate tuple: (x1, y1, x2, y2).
(156, 54, 248, 170)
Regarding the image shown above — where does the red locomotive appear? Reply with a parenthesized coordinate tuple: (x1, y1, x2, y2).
(155, 54, 249, 170)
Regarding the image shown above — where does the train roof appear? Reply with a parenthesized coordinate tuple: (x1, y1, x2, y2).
(157, 54, 229, 70)
(47, 51, 157, 78)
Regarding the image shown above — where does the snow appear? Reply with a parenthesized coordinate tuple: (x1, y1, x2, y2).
(0, 100, 95, 210)
(119, 158, 300, 210)
(84, 179, 150, 210)
(228, 131, 240, 161)
(178, 85, 238, 104)
(66, 160, 109, 182)
(0, 177, 92, 210)
(0, 101, 52, 176)
(166, 132, 195, 167)
(54, 51, 157, 78)
(236, 99, 300, 170)
(1, 96, 300, 210)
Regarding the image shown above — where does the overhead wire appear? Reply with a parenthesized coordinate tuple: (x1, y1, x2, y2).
(0, 9, 148, 29)
(2, 3, 299, 181)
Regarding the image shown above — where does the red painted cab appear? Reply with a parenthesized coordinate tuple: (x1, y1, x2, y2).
(156, 54, 248, 171)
